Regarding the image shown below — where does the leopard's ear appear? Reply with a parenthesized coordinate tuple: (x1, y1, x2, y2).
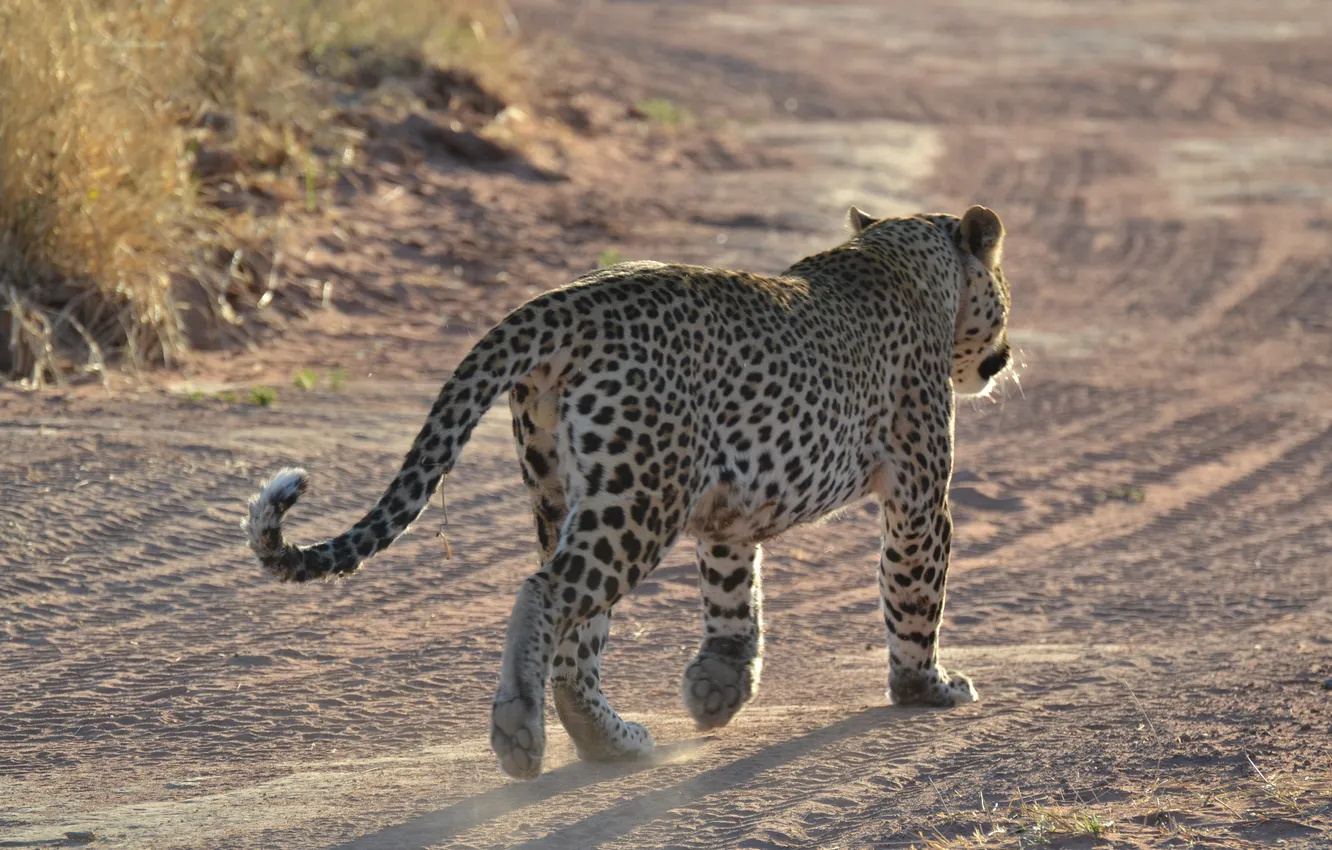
(958, 205, 1004, 268)
(847, 205, 877, 233)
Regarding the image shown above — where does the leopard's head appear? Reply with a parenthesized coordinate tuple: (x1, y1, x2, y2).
(846, 204, 1013, 397)
(948, 205, 1011, 397)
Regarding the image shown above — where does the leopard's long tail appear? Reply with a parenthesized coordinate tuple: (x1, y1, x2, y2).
(243, 297, 573, 582)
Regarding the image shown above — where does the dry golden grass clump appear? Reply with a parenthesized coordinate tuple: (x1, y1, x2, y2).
(0, 0, 518, 385)
(914, 768, 1332, 849)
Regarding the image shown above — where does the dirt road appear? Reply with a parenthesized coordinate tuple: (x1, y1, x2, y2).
(3, 1, 1330, 847)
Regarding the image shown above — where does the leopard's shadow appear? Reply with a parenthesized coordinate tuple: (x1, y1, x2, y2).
(327, 705, 911, 850)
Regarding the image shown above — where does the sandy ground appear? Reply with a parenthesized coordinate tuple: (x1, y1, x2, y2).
(3, 1, 1331, 848)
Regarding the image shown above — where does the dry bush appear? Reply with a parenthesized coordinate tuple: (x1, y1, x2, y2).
(0, 0, 518, 385)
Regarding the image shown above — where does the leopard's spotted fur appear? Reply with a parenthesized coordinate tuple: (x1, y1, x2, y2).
(244, 204, 1013, 779)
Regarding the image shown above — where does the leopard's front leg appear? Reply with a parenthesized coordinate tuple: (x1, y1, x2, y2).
(682, 540, 764, 730)
(877, 492, 977, 707)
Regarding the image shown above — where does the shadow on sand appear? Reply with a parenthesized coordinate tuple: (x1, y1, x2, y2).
(329, 705, 914, 849)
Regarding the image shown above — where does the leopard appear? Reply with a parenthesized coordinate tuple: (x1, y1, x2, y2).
(244, 203, 1013, 781)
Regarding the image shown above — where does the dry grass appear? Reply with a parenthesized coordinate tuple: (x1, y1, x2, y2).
(910, 770, 1332, 849)
(0, 0, 519, 385)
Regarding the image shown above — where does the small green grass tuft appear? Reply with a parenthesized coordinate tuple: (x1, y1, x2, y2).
(293, 366, 349, 391)
(1069, 811, 1113, 837)
(597, 249, 624, 268)
(293, 368, 319, 391)
(1011, 803, 1058, 845)
(304, 158, 320, 214)
(247, 386, 278, 407)
(632, 97, 693, 127)
(1093, 484, 1146, 505)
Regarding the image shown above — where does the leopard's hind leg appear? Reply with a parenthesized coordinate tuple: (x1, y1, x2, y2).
(496, 380, 653, 777)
